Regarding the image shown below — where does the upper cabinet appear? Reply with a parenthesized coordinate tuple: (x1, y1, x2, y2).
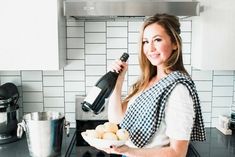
(0, 0, 66, 70)
(192, 0, 235, 70)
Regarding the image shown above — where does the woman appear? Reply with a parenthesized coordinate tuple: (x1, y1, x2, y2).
(102, 14, 206, 157)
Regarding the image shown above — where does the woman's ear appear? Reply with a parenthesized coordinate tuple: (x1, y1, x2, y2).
(172, 43, 177, 51)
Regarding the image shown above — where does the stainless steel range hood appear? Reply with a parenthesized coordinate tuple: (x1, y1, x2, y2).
(64, 0, 200, 18)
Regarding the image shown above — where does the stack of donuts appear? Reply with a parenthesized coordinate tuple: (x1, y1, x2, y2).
(85, 122, 129, 141)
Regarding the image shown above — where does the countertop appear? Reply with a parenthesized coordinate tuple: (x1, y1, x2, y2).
(190, 128, 235, 157)
(0, 129, 75, 157)
(0, 128, 234, 157)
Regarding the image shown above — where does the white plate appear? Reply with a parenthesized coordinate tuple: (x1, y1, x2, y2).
(81, 132, 126, 149)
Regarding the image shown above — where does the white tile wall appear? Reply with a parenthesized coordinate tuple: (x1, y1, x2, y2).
(1, 18, 235, 128)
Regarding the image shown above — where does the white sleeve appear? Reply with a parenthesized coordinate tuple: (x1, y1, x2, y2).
(165, 84, 194, 140)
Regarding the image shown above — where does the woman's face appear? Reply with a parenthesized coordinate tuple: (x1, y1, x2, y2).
(142, 23, 177, 68)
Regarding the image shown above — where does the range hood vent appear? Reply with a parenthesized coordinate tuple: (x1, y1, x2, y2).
(64, 0, 200, 18)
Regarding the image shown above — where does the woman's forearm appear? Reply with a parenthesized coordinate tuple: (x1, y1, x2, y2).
(125, 147, 183, 157)
(108, 76, 125, 123)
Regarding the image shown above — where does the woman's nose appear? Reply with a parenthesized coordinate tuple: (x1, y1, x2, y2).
(149, 41, 156, 52)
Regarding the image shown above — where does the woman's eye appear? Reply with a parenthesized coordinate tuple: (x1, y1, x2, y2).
(142, 41, 149, 44)
(154, 38, 162, 42)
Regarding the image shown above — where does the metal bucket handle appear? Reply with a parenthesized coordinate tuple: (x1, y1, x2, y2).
(64, 120, 70, 137)
(17, 120, 26, 138)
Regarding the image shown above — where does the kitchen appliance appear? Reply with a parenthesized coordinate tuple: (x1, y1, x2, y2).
(64, 96, 199, 157)
(17, 111, 70, 157)
(64, 0, 201, 18)
(0, 82, 19, 144)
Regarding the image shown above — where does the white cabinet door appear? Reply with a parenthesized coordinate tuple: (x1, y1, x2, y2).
(192, 0, 235, 70)
(0, 0, 66, 70)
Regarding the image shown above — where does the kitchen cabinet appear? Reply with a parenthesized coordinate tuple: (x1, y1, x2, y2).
(192, 0, 235, 70)
(0, 0, 66, 70)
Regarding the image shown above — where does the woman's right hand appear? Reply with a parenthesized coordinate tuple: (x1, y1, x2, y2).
(109, 59, 128, 79)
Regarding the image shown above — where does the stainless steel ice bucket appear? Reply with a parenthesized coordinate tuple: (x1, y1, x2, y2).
(17, 111, 70, 157)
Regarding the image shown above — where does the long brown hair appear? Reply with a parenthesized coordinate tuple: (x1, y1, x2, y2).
(122, 13, 188, 106)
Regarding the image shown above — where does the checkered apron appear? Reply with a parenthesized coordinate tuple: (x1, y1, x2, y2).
(120, 71, 206, 148)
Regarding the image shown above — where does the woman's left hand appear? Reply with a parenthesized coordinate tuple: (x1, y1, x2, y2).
(99, 145, 130, 155)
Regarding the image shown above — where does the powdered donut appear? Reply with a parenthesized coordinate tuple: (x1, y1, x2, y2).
(116, 128, 129, 140)
(86, 129, 101, 139)
(95, 124, 105, 136)
(102, 132, 118, 140)
(103, 122, 118, 133)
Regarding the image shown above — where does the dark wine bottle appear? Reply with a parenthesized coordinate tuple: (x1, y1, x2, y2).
(81, 53, 129, 114)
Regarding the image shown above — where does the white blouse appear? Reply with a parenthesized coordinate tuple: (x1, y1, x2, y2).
(125, 84, 195, 148)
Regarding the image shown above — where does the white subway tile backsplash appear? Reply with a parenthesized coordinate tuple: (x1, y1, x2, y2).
(85, 44, 106, 54)
(180, 32, 191, 42)
(182, 54, 191, 65)
(64, 60, 85, 70)
(22, 82, 42, 91)
(182, 43, 191, 54)
(128, 32, 139, 43)
(212, 97, 232, 107)
(65, 102, 75, 112)
(214, 71, 234, 75)
(128, 65, 141, 76)
(43, 70, 63, 76)
(212, 107, 230, 117)
(107, 38, 127, 48)
(67, 49, 85, 59)
(23, 103, 43, 112)
(107, 49, 128, 59)
(107, 27, 127, 37)
(67, 21, 84, 27)
(43, 76, 64, 86)
(202, 113, 211, 123)
(128, 43, 138, 54)
(180, 21, 191, 31)
(128, 54, 139, 65)
(213, 87, 233, 96)
(85, 55, 106, 65)
(201, 102, 212, 112)
(44, 87, 64, 97)
(85, 66, 106, 76)
(67, 38, 84, 48)
(0, 76, 21, 86)
(44, 107, 64, 114)
(64, 82, 85, 92)
(0, 71, 20, 75)
(44, 98, 64, 107)
(198, 92, 212, 102)
(67, 27, 84, 37)
(86, 76, 101, 87)
(85, 33, 106, 43)
(128, 21, 143, 32)
(65, 92, 84, 102)
(23, 92, 43, 102)
(107, 22, 127, 27)
(85, 22, 106, 32)
(22, 71, 42, 81)
(213, 75, 234, 86)
(64, 71, 85, 81)
(192, 70, 213, 80)
(194, 81, 212, 91)
(65, 113, 76, 123)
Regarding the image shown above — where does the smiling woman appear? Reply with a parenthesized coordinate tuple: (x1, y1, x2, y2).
(92, 13, 207, 157)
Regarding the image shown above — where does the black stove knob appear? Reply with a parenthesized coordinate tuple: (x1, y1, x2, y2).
(82, 151, 92, 157)
(96, 151, 105, 157)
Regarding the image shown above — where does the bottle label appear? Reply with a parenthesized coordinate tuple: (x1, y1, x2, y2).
(84, 86, 102, 104)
